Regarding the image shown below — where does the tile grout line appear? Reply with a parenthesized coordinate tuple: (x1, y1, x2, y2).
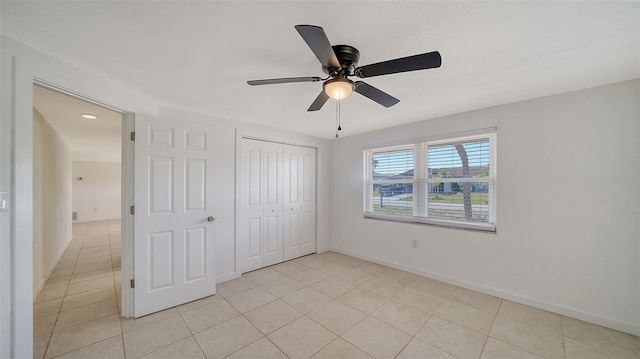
(477, 296, 504, 359)
(40, 221, 123, 359)
(175, 305, 209, 358)
(41, 222, 87, 359)
(106, 220, 127, 358)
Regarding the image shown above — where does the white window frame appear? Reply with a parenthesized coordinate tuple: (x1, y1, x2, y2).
(364, 129, 497, 232)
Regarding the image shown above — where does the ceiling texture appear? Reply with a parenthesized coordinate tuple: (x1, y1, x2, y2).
(2, 1, 639, 140)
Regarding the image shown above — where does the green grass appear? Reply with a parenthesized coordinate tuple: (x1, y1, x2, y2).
(399, 192, 488, 204)
(372, 204, 413, 215)
(371, 205, 489, 222)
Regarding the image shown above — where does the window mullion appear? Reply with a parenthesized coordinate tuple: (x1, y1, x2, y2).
(364, 150, 373, 212)
(415, 143, 427, 217)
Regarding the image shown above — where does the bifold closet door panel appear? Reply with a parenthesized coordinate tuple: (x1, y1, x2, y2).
(284, 145, 316, 260)
(299, 146, 316, 256)
(262, 141, 284, 267)
(300, 147, 316, 256)
(239, 139, 314, 273)
(284, 146, 301, 261)
(239, 139, 284, 272)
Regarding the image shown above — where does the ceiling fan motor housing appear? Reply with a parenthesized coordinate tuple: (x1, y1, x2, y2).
(323, 45, 360, 76)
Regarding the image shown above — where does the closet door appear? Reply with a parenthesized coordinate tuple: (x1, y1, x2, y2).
(284, 145, 316, 260)
(299, 146, 317, 256)
(239, 139, 283, 273)
(283, 146, 301, 260)
(262, 142, 284, 267)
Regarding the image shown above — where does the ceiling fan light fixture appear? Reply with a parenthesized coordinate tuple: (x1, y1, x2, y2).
(323, 77, 354, 100)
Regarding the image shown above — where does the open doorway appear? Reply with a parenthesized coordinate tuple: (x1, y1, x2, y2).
(31, 84, 127, 358)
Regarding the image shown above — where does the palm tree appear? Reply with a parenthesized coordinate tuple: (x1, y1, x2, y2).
(454, 144, 472, 220)
(372, 159, 383, 207)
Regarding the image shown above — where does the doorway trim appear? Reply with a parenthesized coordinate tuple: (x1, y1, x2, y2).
(33, 79, 136, 317)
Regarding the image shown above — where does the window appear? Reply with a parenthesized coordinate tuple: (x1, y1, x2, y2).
(364, 130, 496, 231)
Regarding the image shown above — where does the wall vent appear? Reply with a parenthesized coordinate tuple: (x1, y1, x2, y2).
(72, 211, 78, 221)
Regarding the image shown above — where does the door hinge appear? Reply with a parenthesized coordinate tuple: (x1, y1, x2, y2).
(130, 279, 135, 288)
(130, 205, 135, 215)
(130, 131, 135, 141)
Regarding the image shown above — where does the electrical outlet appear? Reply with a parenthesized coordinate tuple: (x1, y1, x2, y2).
(411, 239, 418, 248)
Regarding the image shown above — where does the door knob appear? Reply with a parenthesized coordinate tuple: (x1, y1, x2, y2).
(207, 216, 215, 222)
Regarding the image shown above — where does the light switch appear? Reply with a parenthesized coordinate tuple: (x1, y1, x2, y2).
(0, 192, 7, 211)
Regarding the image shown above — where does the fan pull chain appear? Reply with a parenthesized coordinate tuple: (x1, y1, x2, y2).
(338, 99, 342, 131)
(335, 98, 343, 139)
(335, 98, 339, 138)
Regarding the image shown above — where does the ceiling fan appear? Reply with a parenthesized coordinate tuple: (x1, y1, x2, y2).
(247, 25, 441, 111)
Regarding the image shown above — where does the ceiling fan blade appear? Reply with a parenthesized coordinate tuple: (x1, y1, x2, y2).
(355, 51, 441, 78)
(307, 91, 330, 111)
(247, 77, 322, 86)
(354, 81, 399, 108)
(295, 25, 340, 69)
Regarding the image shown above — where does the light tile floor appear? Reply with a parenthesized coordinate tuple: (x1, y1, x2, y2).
(34, 221, 639, 359)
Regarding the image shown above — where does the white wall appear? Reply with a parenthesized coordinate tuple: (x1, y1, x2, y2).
(33, 109, 73, 297)
(330, 79, 640, 335)
(72, 161, 121, 222)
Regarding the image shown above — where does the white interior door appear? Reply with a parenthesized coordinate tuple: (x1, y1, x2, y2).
(284, 145, 316, 260)
(299, 146, 316, 256)
(239, 139, 283, 273)
(134, 114, 216, 317)
(284, 146, 301, 260)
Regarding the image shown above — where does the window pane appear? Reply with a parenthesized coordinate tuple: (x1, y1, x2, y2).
(426, 182, 490, 222)
(427, 139, 490, 179)
(372, 149, 414, 179)
(372, 183, 414, 216)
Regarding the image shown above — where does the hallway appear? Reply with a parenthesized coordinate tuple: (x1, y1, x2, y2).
(33, 220, 122, 359)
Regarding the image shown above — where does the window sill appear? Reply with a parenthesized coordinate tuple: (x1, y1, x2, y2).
(363, 212, 496, 233)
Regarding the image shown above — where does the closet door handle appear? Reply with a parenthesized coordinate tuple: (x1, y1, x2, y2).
(207, 216, 215, 222)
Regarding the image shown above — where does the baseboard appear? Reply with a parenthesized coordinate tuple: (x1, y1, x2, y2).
(33, 234, 74, 301)
(216, 272, 241, 284)
(330, 247, 640, 336)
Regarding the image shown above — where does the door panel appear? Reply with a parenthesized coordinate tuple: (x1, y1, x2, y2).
(284, 145, 316, 259)
(184, 227, 206, 282)
(286, 213, 300, 251)
(248, 148, 261, 206)
(134, 114, 216, 317)
(284, 147, 301, 260)
(264, 214, 280, 266)
(149, 157, 173, 214)
(288, 152, 300, 203)
(241, 143, 264, 271)
(261, 142, 283, 266)
(300, 147, 317, 256)
(248, 218, 261, 259)
(185, 159, 206, 212)
(148, 231, 173, 290)
(239, 139, 283, 272)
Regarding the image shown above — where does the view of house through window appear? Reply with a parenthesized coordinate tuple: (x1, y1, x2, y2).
(364, 130, 496, 231)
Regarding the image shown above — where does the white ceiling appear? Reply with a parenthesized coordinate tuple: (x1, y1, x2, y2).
(3, 1, 639, 139)
(33, 85, 122, 163)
